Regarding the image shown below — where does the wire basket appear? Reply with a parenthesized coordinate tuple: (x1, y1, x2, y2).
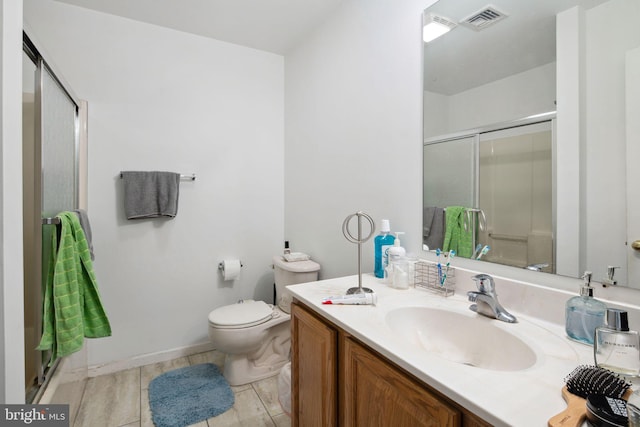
(414, 260, 456, 297)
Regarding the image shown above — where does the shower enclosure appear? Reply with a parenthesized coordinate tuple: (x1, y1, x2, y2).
(423, 119, 554, 272)
(23, 33, 85, 403)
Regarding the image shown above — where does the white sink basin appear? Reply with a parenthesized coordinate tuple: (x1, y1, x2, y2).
(385, 306, 537, 371)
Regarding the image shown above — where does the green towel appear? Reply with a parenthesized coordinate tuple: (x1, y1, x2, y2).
(37, 212, 111, 363)
(442, 206, 473, 259)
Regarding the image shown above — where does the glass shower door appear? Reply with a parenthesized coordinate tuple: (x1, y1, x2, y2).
(41, 65, 78, 216)
(23, 37, 79, 403)
(38, 62, 79, 378)
(478, 121, 553, 271)
(423, 135, 477, 208)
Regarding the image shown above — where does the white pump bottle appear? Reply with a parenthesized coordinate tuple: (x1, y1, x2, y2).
(387, 232, 406, 263)
(386, 232, 408, 288)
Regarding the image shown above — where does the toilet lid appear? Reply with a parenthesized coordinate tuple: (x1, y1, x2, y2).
(208, 300, 273, 329)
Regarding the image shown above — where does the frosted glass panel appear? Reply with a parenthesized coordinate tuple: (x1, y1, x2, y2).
(478, 121, 553, 271)
(41, 67, 77, 216)
(423, 136, 475, 208)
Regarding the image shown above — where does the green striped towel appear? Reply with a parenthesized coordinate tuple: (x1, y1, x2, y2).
(442, 206, 473, 259)
(37, 212, 111, 363)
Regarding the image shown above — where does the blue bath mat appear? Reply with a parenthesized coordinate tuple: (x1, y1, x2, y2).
(148, 363, 234, 427)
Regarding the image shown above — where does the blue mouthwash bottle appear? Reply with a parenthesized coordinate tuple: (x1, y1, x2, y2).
(374, 219, 395, 278)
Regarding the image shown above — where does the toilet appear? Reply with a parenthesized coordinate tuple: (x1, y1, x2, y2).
(208, 255, 320, 386)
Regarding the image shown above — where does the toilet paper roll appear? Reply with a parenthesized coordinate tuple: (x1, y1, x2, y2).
(221, 259, 242, 281)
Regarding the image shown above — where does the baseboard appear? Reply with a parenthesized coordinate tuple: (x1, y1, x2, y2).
(88, 341, 217, 377)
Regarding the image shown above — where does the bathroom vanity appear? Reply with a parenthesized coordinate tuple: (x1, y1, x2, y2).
(288, 271, 599, 426)
(291, 300, 490, 426)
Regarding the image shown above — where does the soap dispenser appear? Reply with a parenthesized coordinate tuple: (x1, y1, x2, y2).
(565, 271, 607, 345)
(387, 232, 406, 264)
(387, 233, 408, 289)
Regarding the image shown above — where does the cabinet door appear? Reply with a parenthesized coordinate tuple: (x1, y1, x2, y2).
(342, 337, 460, 427)
(291, 302, 338, 427)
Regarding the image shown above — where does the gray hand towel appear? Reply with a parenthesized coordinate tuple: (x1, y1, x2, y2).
(423, 206, 436, 238)
(423, 206, 445, 250)
(73, 209, 95, 260)
(121, 171, 180, 219)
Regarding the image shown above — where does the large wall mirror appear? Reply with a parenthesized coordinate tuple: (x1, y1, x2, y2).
(422, 0, 640, 288)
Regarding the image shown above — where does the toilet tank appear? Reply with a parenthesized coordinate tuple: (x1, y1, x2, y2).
(273, 255, 320, 314)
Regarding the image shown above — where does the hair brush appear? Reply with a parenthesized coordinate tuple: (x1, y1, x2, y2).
(548, 365, 632, 427)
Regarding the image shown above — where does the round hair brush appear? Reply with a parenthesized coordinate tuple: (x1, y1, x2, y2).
(548, 365, 632, 427)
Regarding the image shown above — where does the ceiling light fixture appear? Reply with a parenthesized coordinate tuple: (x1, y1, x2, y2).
(423, 13, 457, 43)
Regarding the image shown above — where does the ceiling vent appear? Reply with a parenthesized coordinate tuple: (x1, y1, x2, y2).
(460, 5, 508, 31)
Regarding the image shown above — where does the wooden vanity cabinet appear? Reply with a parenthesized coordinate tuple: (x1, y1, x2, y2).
(291, 301, 338, 427)
(342, 336, 459, 426)
(291, 300, 492, 427)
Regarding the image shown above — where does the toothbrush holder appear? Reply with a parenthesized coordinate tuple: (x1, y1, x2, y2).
(414, 260, 456, 297)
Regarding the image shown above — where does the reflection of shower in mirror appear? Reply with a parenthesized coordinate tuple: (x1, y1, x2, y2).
(424, 118, 553, 273)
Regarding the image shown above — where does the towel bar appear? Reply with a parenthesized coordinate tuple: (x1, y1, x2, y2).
(42, 217, 61, 225)
(488, 233, 528, 242)
(119, 172, 196, 181)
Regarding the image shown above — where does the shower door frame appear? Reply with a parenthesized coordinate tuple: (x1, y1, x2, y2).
(423, 112, 557, 269)
(23, 31, 86, 403)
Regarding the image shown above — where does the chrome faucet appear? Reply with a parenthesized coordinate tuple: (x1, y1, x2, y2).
(602, 266, 620, 287)
(525, 263, 549, 272)
(467, 274, 517, 323)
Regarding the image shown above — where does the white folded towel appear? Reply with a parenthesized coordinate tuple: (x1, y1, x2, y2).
(283, 252, 311, 262)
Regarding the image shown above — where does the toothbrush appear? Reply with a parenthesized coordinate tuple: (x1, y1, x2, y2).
(440, 250, 456, 286)
(436, 249, 443, 283)
(472, 243, 482, 259)
(476, 245, 490, 260)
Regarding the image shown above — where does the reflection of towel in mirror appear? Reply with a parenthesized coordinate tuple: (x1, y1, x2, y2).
(423, 207, 445, 250)
(122, 171, 180, 219)
(443, 206, 473, 258)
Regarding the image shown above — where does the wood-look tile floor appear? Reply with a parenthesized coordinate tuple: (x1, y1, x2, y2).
(73, 350, 291, 427)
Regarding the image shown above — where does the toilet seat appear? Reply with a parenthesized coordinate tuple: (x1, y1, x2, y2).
(208, 300, 274, 329)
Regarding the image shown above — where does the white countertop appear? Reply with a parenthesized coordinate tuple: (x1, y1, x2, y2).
(287, 273, 598, 426)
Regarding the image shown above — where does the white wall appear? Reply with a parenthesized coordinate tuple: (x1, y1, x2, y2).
(556, 6, 583, 279)
(556, 0, 640, 283)
(284, 0, 435, 280)
(1, 0, 26, 404)
(451, 63, 555, 134)
(424, 63, 556, 138)
(583, 0, 639, 284)
(423, 90, 449, 138)
(24, 0, 285, 367)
